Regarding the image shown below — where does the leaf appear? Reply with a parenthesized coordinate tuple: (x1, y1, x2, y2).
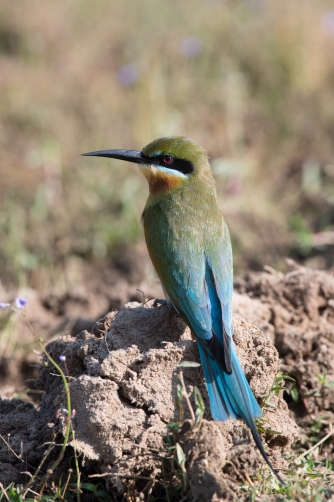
(167, 421, 181, 431)
(256, 418, 270, 425)
(270, 480, 281, 491)
(176, 383, 183, 398)
(194, 386, 205, 427)
(266, 429, 282, 435)
(316, 371, 327, 385)
(325, 458, 333, 470)
(279, 375, 295, 382)
(290, 385, 299, 403)
(95, 490, 111, 499)
(8, 487, 23, 502)
(176, 443, 186, 471)
(264, 401, 277, 409)
(274, 375, 286, 382)
(177, 361, 201, 368)
(194, 386, 205, 411)
(81, 483, 98, 492)
(176, 382, 184, 420)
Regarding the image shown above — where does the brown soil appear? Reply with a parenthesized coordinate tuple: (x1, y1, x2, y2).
(0, 242, 162, 394)
(235, 261, 334, 425)
(0, 260, 333, 500)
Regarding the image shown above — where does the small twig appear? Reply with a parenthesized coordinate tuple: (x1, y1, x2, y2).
(103, 330, 111, 352)
(22, 342, 73, 495)
(136, 289, 146, 306)
(22, 435, 56, 495)
(61, 469, 73, 500)
(244, 472, 255, 487)
(39, 343, 72, 477)
(178, 370, 195, 426)
(89, 473, 153, 480)
(38, 471, 50, 497)
(14, 305, 78, 500)
(135, 469, 157, 499)
(70, 426, 81, 502)
(0, 434, 38, 474)
(0, 434, 23, 463)
(0, 483, 10, 501)
(50, 372, 74, 380)
(23, 488, 41, 498)
(136, 289, 152, 307)
(296, 426, 334, 461)
(95, 326, 111, 352)
(43, 441, 68, 447)
(224, 460, 251, 486)
(22, 313, 38, 339)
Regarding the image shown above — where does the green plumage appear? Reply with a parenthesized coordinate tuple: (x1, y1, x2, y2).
(142, 165, 230, 321)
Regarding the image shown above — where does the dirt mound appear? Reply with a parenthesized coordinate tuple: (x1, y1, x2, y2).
(2, 261, 334, 500)
(0, 301, 297, 500)
(235, 262, 334, 420)
(0, 242, 163, 395)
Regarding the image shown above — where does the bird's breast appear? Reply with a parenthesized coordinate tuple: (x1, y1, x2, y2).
(142, 185, 223, 265)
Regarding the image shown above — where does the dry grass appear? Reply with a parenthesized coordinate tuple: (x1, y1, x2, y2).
(0, 0, 334, 284)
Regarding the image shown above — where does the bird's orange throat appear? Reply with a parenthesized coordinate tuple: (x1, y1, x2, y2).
(140, 165, 185, 194)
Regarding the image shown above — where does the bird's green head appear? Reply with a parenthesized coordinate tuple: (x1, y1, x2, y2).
(83, 136, 211, 193)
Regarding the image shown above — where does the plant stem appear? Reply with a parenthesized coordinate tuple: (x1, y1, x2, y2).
(296, 427, 334, 461)
(178, 370, 195, 426)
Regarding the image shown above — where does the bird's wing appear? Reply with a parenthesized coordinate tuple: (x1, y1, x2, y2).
(205, 218, 234, 372)
(149, 218, 233, 373)
(152, 238, 212, 339)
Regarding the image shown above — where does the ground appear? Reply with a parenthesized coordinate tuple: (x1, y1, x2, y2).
(0, 259, 333, 501)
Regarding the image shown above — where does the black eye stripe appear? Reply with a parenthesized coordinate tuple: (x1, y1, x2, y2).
(141, 153, 193, 175)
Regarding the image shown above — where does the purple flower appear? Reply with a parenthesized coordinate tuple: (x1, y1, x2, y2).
(118, 65, 139, 87)
(181, 36, 203, 58)
(59, 355, 66, 362)
(15, 297, 27, 309)
(0, 302, 10, 308)
(322, 11, 334, 34)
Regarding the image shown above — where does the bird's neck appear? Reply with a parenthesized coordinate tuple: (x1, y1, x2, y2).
(141, 161, 218, 209)
(140, 165, 186, 196)
(143, 168, 219, 215)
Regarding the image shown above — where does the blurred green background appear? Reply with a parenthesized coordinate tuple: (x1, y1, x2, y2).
(1, 0, 334, 293)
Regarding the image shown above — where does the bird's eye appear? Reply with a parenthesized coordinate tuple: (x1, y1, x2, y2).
(163, 155, 174, 165)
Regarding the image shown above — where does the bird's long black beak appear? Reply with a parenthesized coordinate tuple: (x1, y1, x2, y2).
(82, 149, 147, 165)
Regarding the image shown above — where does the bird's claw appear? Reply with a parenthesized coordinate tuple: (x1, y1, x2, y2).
(153, 298, 167, 308)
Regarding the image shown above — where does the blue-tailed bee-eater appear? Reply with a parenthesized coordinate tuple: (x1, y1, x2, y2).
(83, 136, 284, 484)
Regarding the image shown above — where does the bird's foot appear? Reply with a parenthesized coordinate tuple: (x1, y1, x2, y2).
(153, 298, 167, 308)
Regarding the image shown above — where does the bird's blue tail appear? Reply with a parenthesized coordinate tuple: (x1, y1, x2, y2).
(197, 341, 285, 485)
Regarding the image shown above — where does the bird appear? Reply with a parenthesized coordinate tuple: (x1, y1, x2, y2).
(83, 136, 284, 485)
